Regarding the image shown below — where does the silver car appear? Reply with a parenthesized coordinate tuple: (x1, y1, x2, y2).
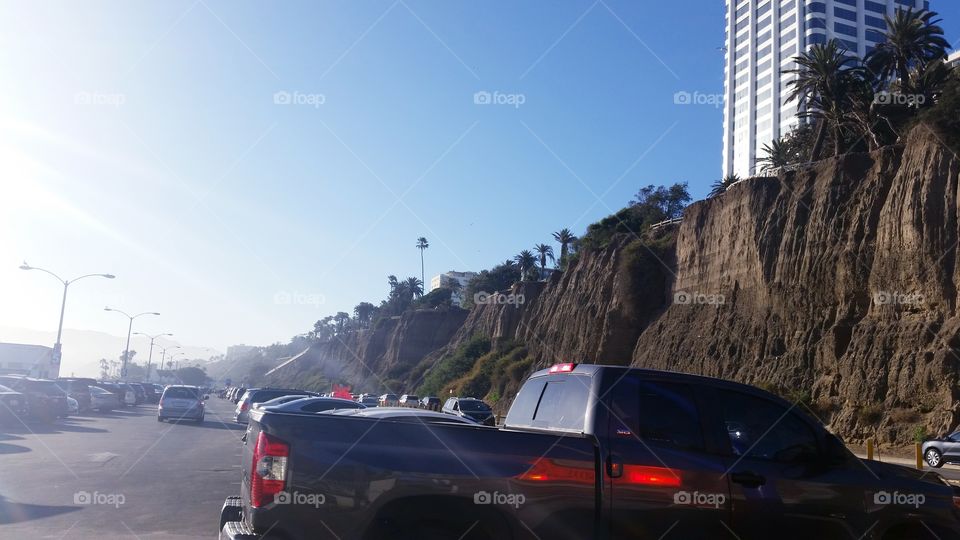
(922, 430, 960, 467)
(89, 386, 119, 412)
(158, 385, 206, 423)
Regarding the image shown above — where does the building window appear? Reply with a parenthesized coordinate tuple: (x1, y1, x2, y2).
(835, 22, 858, 37)
(834, 7, 857, 22)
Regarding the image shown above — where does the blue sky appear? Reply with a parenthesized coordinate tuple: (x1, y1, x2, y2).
(2, 1, 959, 354)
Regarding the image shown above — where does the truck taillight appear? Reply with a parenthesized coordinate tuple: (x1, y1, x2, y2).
(240, 401, 249, 412)
(250, 432, 289, 508)
(548, 363, 577, 373)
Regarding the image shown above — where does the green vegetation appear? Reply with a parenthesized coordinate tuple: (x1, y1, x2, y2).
(418, 335, 491, 396)
(461, 261, 521, 309)
(579, 182, 691, 250)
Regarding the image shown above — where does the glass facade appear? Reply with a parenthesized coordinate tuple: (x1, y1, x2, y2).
(721, 0, 927, 178)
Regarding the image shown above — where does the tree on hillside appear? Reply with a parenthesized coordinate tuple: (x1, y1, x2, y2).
(533, 243, 554, 274)
(758, 139, 791, 173)
(99, 358, 109, 379)
(630, 184, 689, 220)
(514, 250, 538, 281)
(353, 302, 377, 328)
(462, 261, 521, 308)
(416, 237, 429, 287)
(866, 8, 948, 90)
(406, 277, 424, 298)
(552, 228, 577, 269)
(785, 40, 863, 159)
(177, 366, 209, 386)
(709, 174, 741, 198)
(333, 312, 350, 334)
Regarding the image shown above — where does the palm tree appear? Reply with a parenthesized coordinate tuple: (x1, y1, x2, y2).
(709, 174, 740, 198)
(552, 228, 576, 268)
(415, 237, 429, 286)
(758, 138, 791, 172)
(353, 302, 377, 328)
(405, 276, 424, 298)
(514, 250, 537, 281)
(866, 8, 948, 90)
(533, 243, 554, 274)
(785, 39, 862, 158)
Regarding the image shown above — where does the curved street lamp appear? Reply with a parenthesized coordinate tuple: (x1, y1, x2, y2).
(158, 345, 181, 378)
(20, 262, 115, 377)
(133, 332, 173, 382)
(104, 307, 159, 379)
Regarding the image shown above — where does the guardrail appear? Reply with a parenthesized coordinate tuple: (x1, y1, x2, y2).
(649, 217, 683, 230)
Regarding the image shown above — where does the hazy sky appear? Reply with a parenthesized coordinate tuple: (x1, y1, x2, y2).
(2, 1, 959, 354)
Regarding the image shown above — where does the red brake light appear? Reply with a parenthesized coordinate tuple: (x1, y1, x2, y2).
(250, 432, 289, 508)
(517, 458, 595, 484)
(548, 363, 577, 373)
(618, 465, 682, 487)
(240, 401, 249, 412)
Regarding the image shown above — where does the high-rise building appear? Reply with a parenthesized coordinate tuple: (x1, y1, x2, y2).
(722, 0, 930, 178)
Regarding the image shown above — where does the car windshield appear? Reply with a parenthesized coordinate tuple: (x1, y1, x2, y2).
(89, 386, 110, 395)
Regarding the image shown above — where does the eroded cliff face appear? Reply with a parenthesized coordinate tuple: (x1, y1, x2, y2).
(262, 307, 467, 391)
(632, 128, 960, 442)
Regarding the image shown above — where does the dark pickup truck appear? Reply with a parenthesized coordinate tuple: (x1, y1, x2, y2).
(220, 363, 960, 540)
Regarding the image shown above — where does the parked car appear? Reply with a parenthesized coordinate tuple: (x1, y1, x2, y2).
(259, 397, 365, 415)
(922, 430, 960, 468)
(128, 383, 147, 405)
(140, 383, 161, 403)
(219, 363, 960, 540)
(0, 376, 69, 421)
(97, 382, 135, 407)
(441, 396, 495, 426)
(355, 394, 379, 406)
(66, 396, 79, 416)
(377, 393, 399, 407)
(235, 389, 314, 423)
(56, 377, 95, 412)
(158, 385, 207, 423)
(89, 386, 119, 412)
(0, 384, 28, 423)
(418, 396, 441, 411)
(398, 394, 419, 407)
(231, 387, 247, 404)
(254, 394, 315, 409)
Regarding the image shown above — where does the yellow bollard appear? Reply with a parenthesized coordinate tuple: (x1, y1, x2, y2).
(866, 438, 874, 460)
(916, 443, 923, 470)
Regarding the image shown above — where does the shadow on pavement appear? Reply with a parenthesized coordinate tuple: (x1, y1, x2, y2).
(0, 495, 80, 524)
(0, 443, 30, 455)
(1, 420, 108, 435)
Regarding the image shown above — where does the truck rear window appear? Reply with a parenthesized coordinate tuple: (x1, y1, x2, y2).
(507, 376, 590, 432)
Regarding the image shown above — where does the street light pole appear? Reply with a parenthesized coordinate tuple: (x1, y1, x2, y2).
(133, 332, 173, 382)
(104, 307, 160, 379)
(159, 345, 181, 376)
(19, 262, 115, 378)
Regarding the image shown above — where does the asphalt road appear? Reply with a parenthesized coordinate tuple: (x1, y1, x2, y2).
(0, 397, 243, 539)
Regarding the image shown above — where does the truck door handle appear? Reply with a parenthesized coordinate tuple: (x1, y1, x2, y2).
(730, 471, 766, 488)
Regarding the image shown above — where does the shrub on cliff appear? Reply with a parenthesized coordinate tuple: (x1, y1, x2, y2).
(418, 335, 491, 396)
(580, 182, 691, 250)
